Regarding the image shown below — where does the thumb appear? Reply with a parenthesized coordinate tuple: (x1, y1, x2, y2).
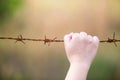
(64, 32, 73, 46)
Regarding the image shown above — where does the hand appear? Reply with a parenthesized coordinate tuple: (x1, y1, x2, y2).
(64, 32, 99, 65)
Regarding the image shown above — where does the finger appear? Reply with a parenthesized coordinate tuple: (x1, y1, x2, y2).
(72, 33, 80, 41)
(80, 32, 87, 36)
(64, 32, 73, 45)
(79, 32, 88, 39)
(93, 36, 99, 46)
(87, 35, 93, 43)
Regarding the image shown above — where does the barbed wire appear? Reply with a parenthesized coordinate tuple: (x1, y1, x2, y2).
(0, 32, 120, 46)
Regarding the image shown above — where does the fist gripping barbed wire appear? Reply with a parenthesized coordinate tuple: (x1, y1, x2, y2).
(64, 32, 99, 64)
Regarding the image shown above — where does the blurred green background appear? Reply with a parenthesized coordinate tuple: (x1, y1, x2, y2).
(0, 0, 120, 80)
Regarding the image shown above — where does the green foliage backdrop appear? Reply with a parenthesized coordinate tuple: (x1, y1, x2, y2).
(0, 0, 22, 25)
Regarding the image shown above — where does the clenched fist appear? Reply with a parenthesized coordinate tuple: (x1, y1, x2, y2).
(64, 32, 99, 80)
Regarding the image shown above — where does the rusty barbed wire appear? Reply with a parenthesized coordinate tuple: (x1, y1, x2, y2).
(0, 32, 120, 46)
(0, 35, 63, 46)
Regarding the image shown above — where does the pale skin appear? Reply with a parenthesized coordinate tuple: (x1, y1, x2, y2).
(64, 32, 99, 80)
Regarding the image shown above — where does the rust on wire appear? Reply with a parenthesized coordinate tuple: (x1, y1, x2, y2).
(0, 32, 120, 46)
(0, 35, 64, 45)
(99, 32, 120, 46)
(15, 35, 25, 44)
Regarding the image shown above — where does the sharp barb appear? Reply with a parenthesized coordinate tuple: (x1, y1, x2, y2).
(20, 35, 22, 38)
(44, 35, 46, 45)
(21, 41, 25, 44)
(53, 37, 57, 40)
(113, 32, 115, 39)
(15, 40, 17, 43)
(114, 42, 117, 47)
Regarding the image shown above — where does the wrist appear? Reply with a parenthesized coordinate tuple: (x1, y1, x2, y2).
(70, 62, 91, 69)
(70, 62, 91, 75)
(66, 62, 90, 80)
(69, 58, 92, 67)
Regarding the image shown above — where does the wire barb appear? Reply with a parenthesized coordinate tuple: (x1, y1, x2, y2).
(99, 32, 119, 46)
(44, 35, 51, 46)
(15, 35, 25, 44)
(0, 32, 120, 46)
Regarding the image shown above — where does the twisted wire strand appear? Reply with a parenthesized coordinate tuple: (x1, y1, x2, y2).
(0, 32, 119, 46)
